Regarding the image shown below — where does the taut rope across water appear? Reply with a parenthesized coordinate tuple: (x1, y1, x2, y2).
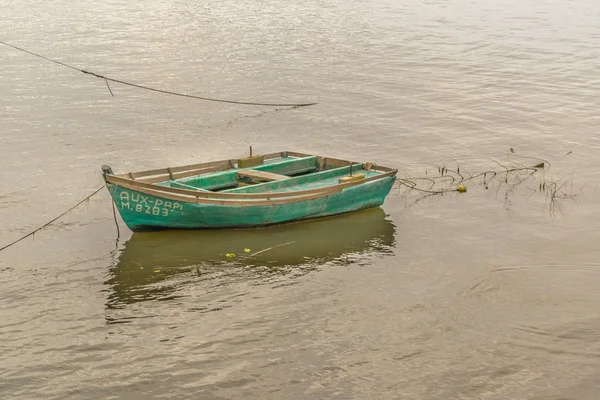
(0, 40, 317, 108)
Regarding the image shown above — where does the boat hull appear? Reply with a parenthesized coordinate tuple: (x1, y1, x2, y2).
(106, 176, 396, 232)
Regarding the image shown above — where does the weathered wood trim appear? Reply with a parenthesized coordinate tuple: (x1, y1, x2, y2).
(111, 180, 337, 206)
(324, 157, 358, 168)
(106, 174, 339, 199)
(135, 157, 317, 184)
(370, 165, 396, 172)
(286, 151, 313, 158)
(134, 165, 230, 184)
(262, 152, 287, 160)
(168, 181, 211, 192)
(170, 159, 234, 174)
(104, 150, 398, 205)
(125, 154, 308, 182)
(130, 167, 169, 178)
(238, 170, 291, 181)
(171, 166, 231, 181)
(225, 164, 352, 194)
(316, 156, 325, 171)
(105, 169, 397, 204)
(132, 159, 233, 180)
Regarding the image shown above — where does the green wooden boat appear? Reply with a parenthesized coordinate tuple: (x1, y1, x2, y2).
(102, 151, 397, 232)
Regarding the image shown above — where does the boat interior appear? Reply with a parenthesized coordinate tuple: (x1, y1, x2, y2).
(116, 152, 392, 195)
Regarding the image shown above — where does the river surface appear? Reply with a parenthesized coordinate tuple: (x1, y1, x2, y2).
(1, 0, 600, 399)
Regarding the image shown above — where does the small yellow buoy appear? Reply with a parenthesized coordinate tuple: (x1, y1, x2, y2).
(244, 248, 251, 253)
(338, 173, 365, 184)
(457, 186, 467, 193)
(226, 253, 236, 258)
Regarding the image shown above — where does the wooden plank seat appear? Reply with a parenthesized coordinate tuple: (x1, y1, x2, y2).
(237, 169, 291, 182)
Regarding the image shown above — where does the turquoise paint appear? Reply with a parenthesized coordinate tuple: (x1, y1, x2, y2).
(167, 181, 210, 191)
(106, 175, 396, 232)
(177, 156, 318, 190)
(223, 164, 368, 194)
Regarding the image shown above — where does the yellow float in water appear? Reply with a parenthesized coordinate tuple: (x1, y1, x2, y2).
(457, 186, 467, 193)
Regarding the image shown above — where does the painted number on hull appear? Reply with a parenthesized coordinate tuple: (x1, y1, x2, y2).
(119, 192, 183, 216)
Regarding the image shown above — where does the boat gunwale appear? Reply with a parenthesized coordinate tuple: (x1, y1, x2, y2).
(119, 152, 293, 183)
(104, 151, 398, 205)
(106, 171, 397, 205)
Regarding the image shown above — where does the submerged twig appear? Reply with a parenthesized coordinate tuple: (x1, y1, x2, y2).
(395, 154, 578, 216)
(250, 241, 295, 257)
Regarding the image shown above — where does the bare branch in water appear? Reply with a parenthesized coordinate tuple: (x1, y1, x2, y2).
(395, 155, 579, 217)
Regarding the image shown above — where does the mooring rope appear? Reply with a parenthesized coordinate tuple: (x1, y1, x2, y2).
(0, 186, 105, 252)
(0, 40, 317, 108)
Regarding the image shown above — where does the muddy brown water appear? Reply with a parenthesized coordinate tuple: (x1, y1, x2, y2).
(1, 0, 600, 399)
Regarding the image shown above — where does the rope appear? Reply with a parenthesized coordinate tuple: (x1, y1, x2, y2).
(0, 186, 105, 252)
(111, 199, 121, 244)
(0, 40, 317, 108)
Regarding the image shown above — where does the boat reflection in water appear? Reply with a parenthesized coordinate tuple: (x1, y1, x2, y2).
(105, 208, 396, 310)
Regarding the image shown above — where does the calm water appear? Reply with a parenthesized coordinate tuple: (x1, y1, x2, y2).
(1, 0, 600, 398)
